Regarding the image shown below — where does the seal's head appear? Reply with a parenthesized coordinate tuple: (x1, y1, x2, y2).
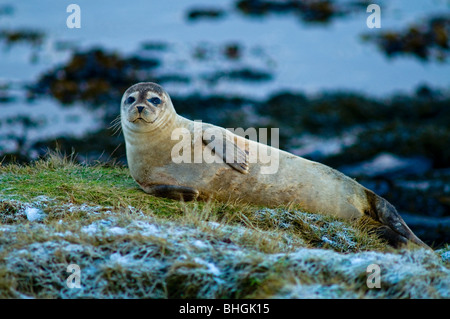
(120, 82, 175, 133)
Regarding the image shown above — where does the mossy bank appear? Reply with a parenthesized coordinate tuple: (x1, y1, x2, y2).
(0, 154, 449, 298)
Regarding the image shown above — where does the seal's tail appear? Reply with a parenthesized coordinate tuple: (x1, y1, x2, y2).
(374, 195, 431, 249)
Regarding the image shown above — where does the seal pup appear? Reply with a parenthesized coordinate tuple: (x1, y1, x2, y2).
(120, 82, 429, 249)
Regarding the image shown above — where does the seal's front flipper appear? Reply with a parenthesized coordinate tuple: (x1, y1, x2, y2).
(146, 185, 199, 201)
(202, 124, 249, 174)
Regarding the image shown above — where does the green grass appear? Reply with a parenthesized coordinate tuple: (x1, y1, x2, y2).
(1, 154, 182, 215)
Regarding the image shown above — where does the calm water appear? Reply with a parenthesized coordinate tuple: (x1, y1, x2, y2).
(1, 0, 449, 153)
(2, 0, 450, 95)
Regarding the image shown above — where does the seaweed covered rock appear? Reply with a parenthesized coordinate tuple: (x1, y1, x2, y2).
(30, 48, 160, 105)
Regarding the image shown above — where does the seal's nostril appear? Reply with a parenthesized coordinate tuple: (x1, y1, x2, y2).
(137, 106, 145, 113)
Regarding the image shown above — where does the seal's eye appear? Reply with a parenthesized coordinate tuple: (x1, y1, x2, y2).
(148, 97, 161, 105)
(126, 96, 135, 104)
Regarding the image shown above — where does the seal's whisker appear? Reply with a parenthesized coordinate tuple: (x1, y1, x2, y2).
(109, 114, 121, 126)
(109, 115, 122, 136)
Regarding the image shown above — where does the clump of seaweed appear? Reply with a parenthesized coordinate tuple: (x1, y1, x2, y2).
(0, 29, 44, 48)
(235, 0, 344, 24)
(362, 16, 450, 62)
(186, 8, 226, 22)
(30, 48, 160, 105)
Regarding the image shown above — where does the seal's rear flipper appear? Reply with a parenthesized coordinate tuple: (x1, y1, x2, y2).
(144, 184, 199, 201)
(374, 194, 431, 249)
(375, 225, 409, 248)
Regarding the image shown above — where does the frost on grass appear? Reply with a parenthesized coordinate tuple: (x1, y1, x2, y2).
(0, 197, 49, 223)
(254, 208, 360, 251)
(24, 207, 45, 222)
(0, 198, 449, 299)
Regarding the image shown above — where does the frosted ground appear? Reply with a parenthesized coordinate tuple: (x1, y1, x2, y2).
(1, 193, 449, 299)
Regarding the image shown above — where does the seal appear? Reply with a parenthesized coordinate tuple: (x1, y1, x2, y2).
(120, 82, 429, 249)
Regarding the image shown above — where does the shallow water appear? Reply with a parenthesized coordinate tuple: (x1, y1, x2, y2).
(1, 0, 449, 153)
(2, 0, 449, 96)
